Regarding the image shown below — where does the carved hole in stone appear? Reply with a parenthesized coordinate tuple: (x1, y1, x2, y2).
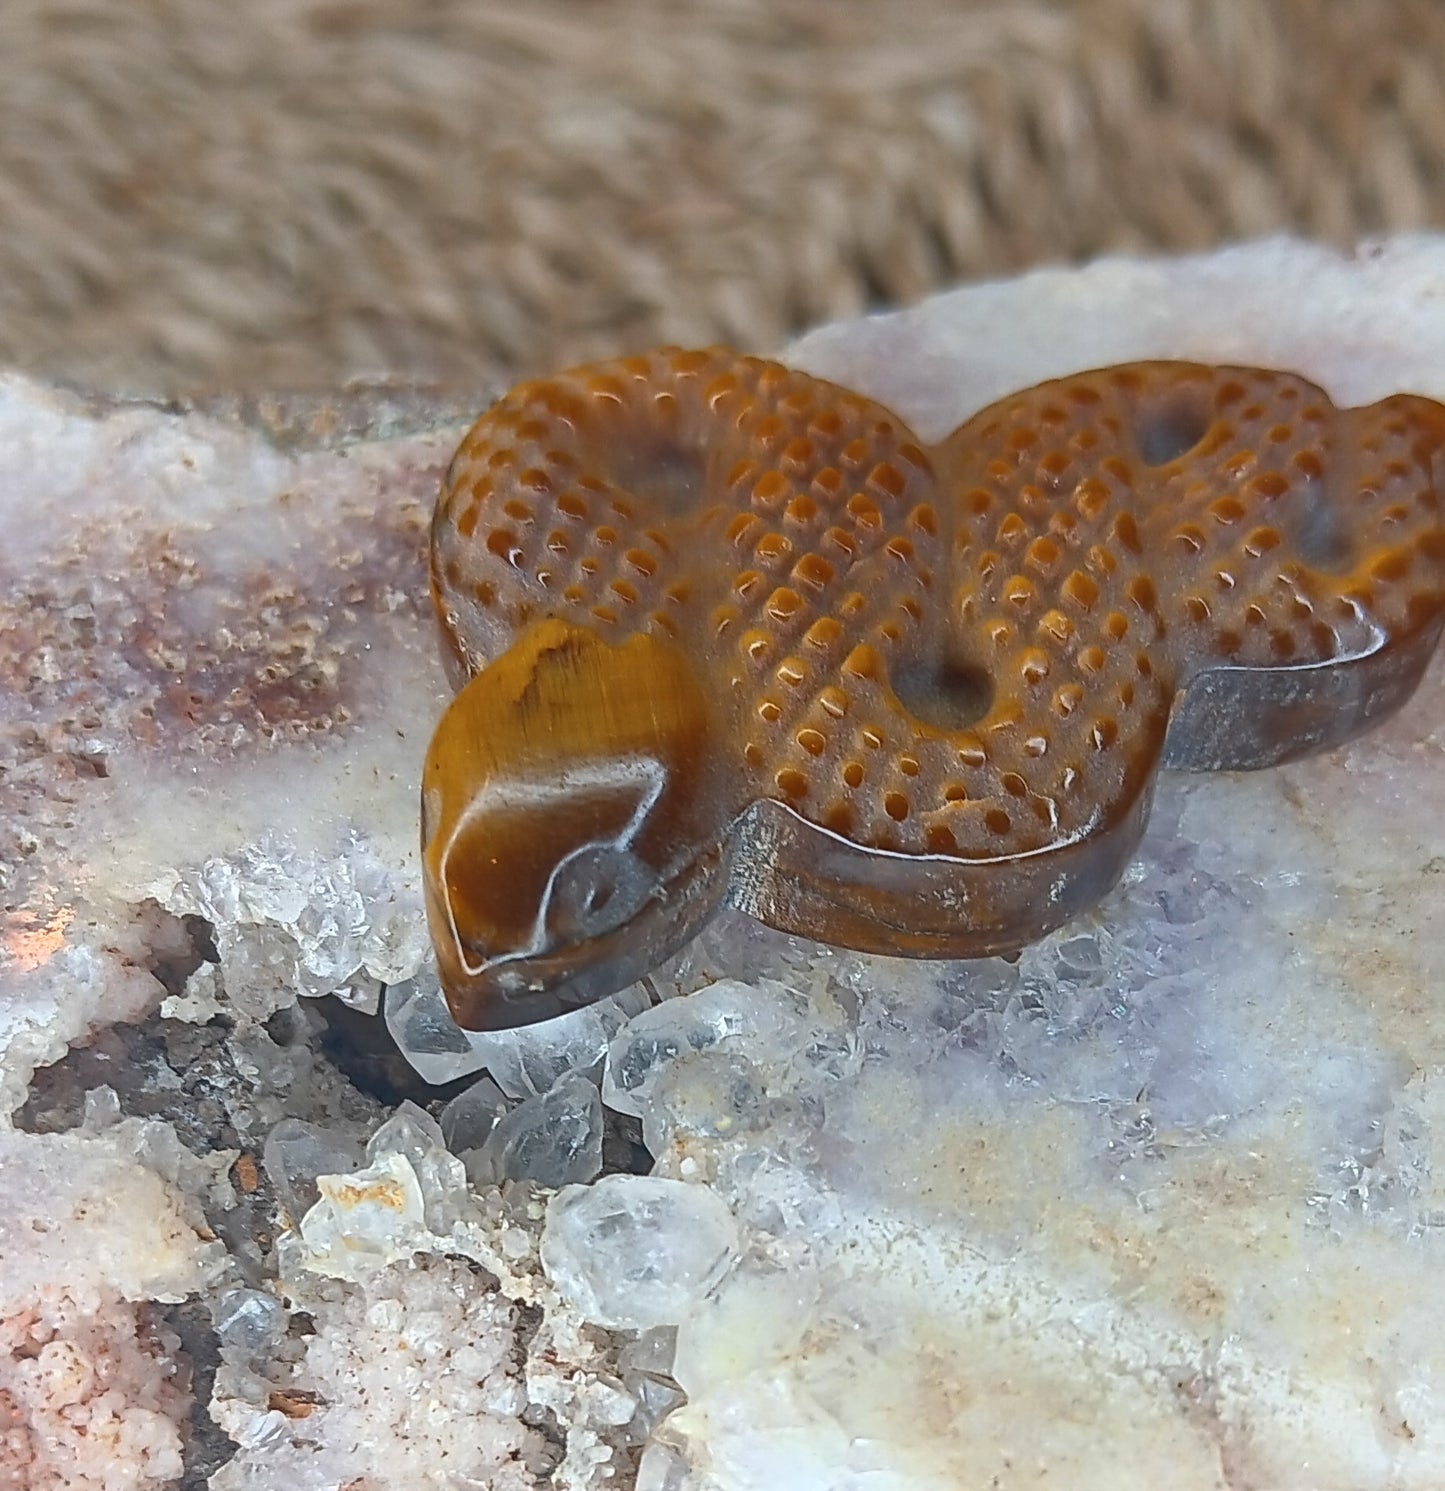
(890, 651, 995, 732)
(1295, 472, 1350, 568)
(602, 432, 708, 515)
(1134, 390, 1212, 467)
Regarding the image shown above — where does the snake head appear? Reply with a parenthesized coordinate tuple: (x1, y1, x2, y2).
(421, 618, 730, 1030)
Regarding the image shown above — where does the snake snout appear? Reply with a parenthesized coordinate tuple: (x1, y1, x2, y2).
(421, 618, 731, 1030)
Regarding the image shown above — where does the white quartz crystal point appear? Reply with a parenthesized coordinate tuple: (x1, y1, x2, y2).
(475, 1069, 604, 1188)
(619, 1325, 689, 1444)
(213, 1286, 288, 1366)
(439, 1072, 510, 1153)
(636, 1439, 691, 1491)
(367, 1099, 469, 1231)
(262, 1117, 364, 1225)
(468, 982, 653, 1099)
(386, 966, 652, 1092)
(383, 971, 490, 1086)
(602, 978, 810, 1119)
(542, 1174, 742, 1331)
(81, 1084, 122, 1130)
(297, 1150, 429, 1283)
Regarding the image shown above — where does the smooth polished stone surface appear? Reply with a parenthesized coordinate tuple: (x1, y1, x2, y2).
(423, 347, 1444, 1029)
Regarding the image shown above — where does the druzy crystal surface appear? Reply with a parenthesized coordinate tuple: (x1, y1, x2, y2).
(4, 238, 1445, 1489)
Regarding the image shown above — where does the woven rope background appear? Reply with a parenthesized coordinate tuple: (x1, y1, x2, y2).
(1, 0, 1442, 396)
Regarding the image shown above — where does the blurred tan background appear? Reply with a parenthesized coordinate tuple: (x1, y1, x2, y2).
(0, 0, 1442, 397)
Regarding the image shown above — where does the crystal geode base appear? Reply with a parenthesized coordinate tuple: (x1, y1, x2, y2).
(3, 238, 1445, 1490)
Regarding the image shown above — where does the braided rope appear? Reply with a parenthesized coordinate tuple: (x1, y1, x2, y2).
(0, 0, 1441, 393)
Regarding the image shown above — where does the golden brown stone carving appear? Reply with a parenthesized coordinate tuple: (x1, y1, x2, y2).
(423, 349, 1445, 1029)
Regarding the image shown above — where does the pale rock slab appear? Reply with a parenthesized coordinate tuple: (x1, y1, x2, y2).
(1, 237, 1444, 1488)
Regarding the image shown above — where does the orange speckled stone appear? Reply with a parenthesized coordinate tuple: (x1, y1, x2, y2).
(423, 348, 1445, 1029)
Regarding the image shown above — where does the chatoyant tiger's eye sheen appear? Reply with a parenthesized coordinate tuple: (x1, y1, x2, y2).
(423, 348, 1445, 1030)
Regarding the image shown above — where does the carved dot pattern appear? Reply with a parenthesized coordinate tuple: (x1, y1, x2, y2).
(429, 348, 1445, 987)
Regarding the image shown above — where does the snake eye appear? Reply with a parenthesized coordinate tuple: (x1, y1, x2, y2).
(542, 844, 653, 944)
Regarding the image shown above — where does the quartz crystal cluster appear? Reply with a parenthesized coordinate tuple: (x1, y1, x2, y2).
(4, 239, 1445, 1489)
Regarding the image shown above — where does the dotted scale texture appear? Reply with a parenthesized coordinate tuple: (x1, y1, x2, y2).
(424, 348, 1445, 1025)
(433, 347, 1445, 858)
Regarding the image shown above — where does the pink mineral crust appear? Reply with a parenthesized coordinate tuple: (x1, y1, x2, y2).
(0, 381, 459, 1109)
(0, 1130, 223, 1491)
(0, 1289, 188, 1490)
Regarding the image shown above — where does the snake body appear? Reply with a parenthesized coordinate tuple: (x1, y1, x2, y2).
(424, 349, 1445, 1029)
